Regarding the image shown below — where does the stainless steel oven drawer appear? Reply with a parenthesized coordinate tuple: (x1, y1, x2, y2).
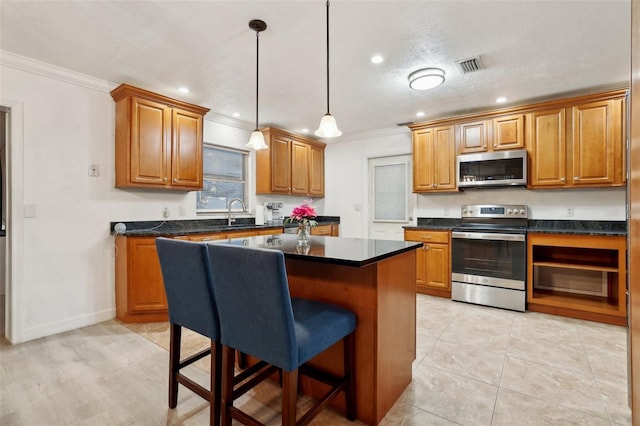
(452, 281, 525, 312)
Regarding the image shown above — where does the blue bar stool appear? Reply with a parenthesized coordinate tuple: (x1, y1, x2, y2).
(156, 238, 277, 426)
(207, 244, 357, 425)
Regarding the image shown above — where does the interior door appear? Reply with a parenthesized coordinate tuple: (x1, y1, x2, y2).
(368, 155, 412, 241)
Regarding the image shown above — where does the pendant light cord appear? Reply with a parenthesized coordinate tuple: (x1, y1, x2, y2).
(325, 1, 330, 115)
(255, 30, 260, 130)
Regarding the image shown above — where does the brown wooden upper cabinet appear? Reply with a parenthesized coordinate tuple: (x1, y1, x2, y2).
(411, 125, 457, 193)
(457, 114, 525, 154)
(528, 94, 626, 189)
(256, 127, 326, 197)
(111, 84, 210, 190)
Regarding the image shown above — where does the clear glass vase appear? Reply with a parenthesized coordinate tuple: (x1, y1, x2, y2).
(297, 222, 310, 246)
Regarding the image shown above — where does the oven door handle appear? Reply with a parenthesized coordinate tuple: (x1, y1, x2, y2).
(451, 231, 525, 242)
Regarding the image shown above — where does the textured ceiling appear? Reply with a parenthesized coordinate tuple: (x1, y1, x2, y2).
(0, 0, 631, 141)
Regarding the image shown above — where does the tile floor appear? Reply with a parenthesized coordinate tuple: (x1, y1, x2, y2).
(0, 294, 631, 425)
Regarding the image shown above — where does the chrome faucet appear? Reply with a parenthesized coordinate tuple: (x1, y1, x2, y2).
(227, 198, 246, 225)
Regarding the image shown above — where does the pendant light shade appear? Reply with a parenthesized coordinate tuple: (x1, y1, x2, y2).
(246, 19, 269, 150)
(315, 1, 341, 138)
(315, 113, 342, 138)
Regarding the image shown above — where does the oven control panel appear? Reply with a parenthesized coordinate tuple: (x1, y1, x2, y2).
(461, 204, 528, 218)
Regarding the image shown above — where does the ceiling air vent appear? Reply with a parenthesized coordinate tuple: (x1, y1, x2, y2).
(455, 56, 484, 74)
(397, 121, 414, 127)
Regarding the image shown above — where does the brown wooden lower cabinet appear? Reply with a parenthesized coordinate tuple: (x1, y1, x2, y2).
(311, 223, 339, 236)
(115, 227, 283, 322)
(527, 233, 627, 326)
(404, 229, 451, 297)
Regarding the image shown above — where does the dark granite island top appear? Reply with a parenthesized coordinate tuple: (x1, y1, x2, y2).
(215, 233, 422, 267)
(214, 234, 420, 424)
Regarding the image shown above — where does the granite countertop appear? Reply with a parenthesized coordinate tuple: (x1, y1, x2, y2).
(213, 233, 423, 267)
(526, 220, 627, 236)
(110, 216, 340, 237)
(404, 218, 627, 236)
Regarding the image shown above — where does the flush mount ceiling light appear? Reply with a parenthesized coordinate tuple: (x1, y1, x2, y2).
(315, 1, 342, 138)
(246, 19, 268, 150)
(408, 67, 445, 90)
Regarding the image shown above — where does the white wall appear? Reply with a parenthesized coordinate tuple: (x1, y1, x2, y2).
(0, 55, 260, 343)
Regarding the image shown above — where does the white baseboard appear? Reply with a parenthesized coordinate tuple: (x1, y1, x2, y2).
(13, 308, 116, 344)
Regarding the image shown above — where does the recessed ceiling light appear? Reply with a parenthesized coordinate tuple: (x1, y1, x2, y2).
(178, 87, 190, 94)
(371, 55, 384, 64)
(232, 112, 240, 118)
(301, 128, 310, 133)
(416, 111, 425, 117)
(496, 96, 507, 103)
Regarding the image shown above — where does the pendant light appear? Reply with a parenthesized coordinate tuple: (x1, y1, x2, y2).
(315, 1, 342, 138)
(246, 19, 268, 150)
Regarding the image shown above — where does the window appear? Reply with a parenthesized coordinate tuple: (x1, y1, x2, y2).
(197, 144, 248, 212)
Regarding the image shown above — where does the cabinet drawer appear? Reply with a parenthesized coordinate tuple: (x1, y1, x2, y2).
(404, 230, 449, 243)
(311, 225, 332, 236)
(188, 233, 227, 241)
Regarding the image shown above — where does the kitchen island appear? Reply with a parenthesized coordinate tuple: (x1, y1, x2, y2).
(216, 234, 422, 425)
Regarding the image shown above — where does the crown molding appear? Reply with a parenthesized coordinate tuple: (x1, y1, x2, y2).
(333, 125, 411, 144)
(0, 50, 116, 93)
(204, 111, 254, 131)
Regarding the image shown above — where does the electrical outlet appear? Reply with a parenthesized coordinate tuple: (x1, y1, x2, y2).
(567, 207, 574, 217)
(163, 207, 170, 218)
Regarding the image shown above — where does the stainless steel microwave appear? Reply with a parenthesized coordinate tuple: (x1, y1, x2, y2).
(457, 149, 528, 188)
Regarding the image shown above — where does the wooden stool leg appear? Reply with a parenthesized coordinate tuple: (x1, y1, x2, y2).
(344, 333, 356, 421)
(282, 370, 298, 426)
(220, 345, 235, 426)
(210, 341, 222, 426)
(168, 323, 181, 409)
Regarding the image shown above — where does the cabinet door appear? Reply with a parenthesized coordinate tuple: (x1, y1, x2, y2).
(130, 97, 171, 186)
(271, 136, 291, 193)
(290, 141, 310, 195)
(528, 109, 567, 187)
(309, 145, 325, 197)
(415, 246, 427, 290)
(492, 114, 525, 151)
(457, 120, 490, 154)
(425, 243, 450, 290)
(171, 108, 203, 189)
(571, 100, 616, 185)
(127, 238, 168, 313)
(433, 126, 456, 190)
(412, 129, 434, 191)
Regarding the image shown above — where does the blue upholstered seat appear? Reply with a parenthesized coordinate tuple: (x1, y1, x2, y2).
(156, 238, 277, 426)
(207, 243, 357, 425)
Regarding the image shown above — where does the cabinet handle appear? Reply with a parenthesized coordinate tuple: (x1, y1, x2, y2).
(173, 178, 177, 183)
(421, 236, 432, 241)
(493, 144, 497, 148)
(574, 176, 579, 181)
(425, 245, 430, 250)
(434, 184, 438, 188)
(560, 177, 566, 183)
(483, 145, 487, 149)
(163, 177, 167, 182)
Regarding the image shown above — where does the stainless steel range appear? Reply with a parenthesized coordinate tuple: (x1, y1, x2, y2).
(451, 204, 527, 312)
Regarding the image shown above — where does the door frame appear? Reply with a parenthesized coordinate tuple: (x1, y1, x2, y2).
(362, 152, 415, 240)
(1, 100, 25, 343)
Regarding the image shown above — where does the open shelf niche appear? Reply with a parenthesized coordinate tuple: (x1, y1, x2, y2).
(527, 233, 627, 326)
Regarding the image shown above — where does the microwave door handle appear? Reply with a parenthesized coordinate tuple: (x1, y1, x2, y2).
(451, 231, 525, 242)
